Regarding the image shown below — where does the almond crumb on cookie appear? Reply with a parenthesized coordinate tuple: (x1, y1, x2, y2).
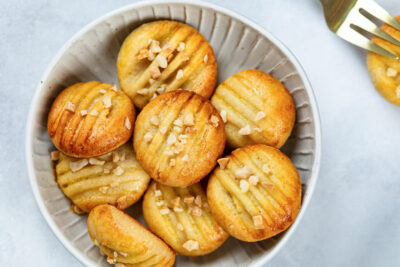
(70, 159, 88, 172)
(125, 117, 131, 130)
(386, 67, 398, 77)
(240, 179, 250, 192)
(255, 111, 266, 121)
(177, 42, 185, 52)
(155, 54, 168, 68)
(217, 158, 229, 169)
(117, 195, 127, 209)
(210, 115, 219, 127)
(80, 109, 87, 116)
(183, 240, 199, 251)
(183, 195, 194, 204)
(160, 208, 170, 215)
(249, 175, 259, 185)
(89, 109, 98, 116)
(150, 115, 159, 126)
(89, 158, 105, 166)
(112, 166, 124, 176)
(144, 132, 153, 143)
(220, 110, 227, 123)
(253, 215, 265, 229)
(235, 166, 252, 179)
(65, 101, 75, 112)
(238, 125, 251, 135)
(176, 69, 183, 80)
(203, 54, 208, 63)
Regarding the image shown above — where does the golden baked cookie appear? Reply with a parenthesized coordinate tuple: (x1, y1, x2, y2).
(88, 204, 176, 266)
(117, 20, 217, 109)
(367, 16, 400, 106)
(48, 81, 135, 158)
(142, 181, 229, 256)
(207, 144, 301, 242)
(55, 144, 150, 213)
(211, 69, 295, 149)
(134, 90, 226, 187)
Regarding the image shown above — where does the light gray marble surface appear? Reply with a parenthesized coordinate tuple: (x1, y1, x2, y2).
(1, 0, 400, 266)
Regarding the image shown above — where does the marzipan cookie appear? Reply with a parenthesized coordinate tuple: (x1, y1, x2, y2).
(117, 20, 217, 109)
(48, 81, 135, 158)
(88, 204, 176, 266)
(207, 144, 301, 242)
(367, 16, 400, 106)
(55, 144, 150, 213)
(143, 181, 229, 256)
(211, 69, 295, 149)
(134, 90, 226, 187)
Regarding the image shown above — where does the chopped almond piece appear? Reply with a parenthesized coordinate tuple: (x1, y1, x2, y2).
(70, 159, 88, 172)
(183, 240, 199, 251)
(155, 54, 168, 68)
(167, 134, 177, 145)
(138, 49, 149, 60)
(262, 164, 270, 173)
(117, 195, 127, 209)
(112, 166, 124, 176)
(80, 109, 87, 116)
(137, 88, 149, 95)
(210, 115, 219, 127)
(220, 110, 227, 123)
(110, 85, 118, 92)
(236, 166, 252, 179)
(150, 40, 161, 53)
(156, 84, 166, 94)
(176, 69, 183, 80)
(98, 186, 109, 194)
(240, 179, 250, 193)
(173, 207, 183, 212)
(65, 101, 75, 112)
(144, 132, 153, 143)
(182, 154, 189, 162)
(217, 158, 229, 169)
(155, 200, 164, 206)
(177, 223, 184, 231)
(183, 113, 194, 126)
(254, 127, 262, 133)
(162, 42, 174, 53)
(155, 190, 162, 197)
(99, 89, 106, 94)
(160, 208, 170, 215)
(89, 158, 105, 166)
(183, 195, 194, 204)
(150, 115, 159, 126)
(192, 206, 202, 216)
(173, 118, 183, 127)
(173, 126, 181, 132)
(112, 151, 120, 162)
(249, 175, 259, 185)
(149, 65, 161, 79)
(255, 111, 266, 121)
(89, 109, 98, 116)
(387, 67, 398, 77)
(194, 195, 202, 207)
(171, 197, 181, 207)
(107, 257, 115, 264)
(125, 117, 131, 130)
(253, 215, 265, 229)
(102, 96, 111, 108)
(238, 125, 251, 135)
(203, 54, 208, 63)
(148, 49, 155, 61)
(177, 42, 185, 52)
(149, 78, 155, 84)
(160, 126, 167, 134)
(169, 158, 176, 167)
(51, 151, 59, 161)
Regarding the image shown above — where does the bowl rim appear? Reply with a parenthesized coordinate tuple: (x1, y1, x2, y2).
(25, 0, 322, 266)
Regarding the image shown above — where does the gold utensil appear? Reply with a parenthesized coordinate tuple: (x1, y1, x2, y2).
(321, 0, 400, 59)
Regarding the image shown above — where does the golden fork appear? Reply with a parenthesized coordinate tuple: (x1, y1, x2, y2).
(321, 0, 400, 59)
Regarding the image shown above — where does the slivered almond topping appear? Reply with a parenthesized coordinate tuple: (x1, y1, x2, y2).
(150, 40, 161, 53)
(262, 164, 270, 173)
(70, 159, 88, 172)
(150, 115, 159, 126)
(183, 113, 194, 126)
(217, 158, 229, 169)
(171, 197, 181, 207)
(162, 42, 174, 53)
(149, 65, 161, 79)
(176, 69, 183, 80)
(160, 208, 170, 215)
(51, 151, 59, 161)
(254, 127, 262, 133)
(137, 88, 149, 95)
(177, 42, 185, 52)
(112, 151, 120, 162)
(249, 175, 259, 185)
(149, 78, 155, 84)
(110, 181, 119, 187)
(255, 111, 266, 121)
(203, 54, 208, 63)
(117, 196, 127, 209)
(71, 204, 84, 214)
(155, 190, 162, 197)
(103, 168, 111, 174)
(177, 223, 184, 231)
(156, 84, 166, 94)
(125, 117, 131, 130)
(160, 126, 167, 134)
(144, 132, 153, 143)
(89, 158, 105, 166)
(194, 195, 202, 207)
(155, 201, 164, 206)
(169, 158, 176, 167)
(182, 154, 189, 162)
(210, 115, 219, 127)
(148, 49, 155, 61)
(183, 195, 194, 204)
(238, 125, 251, 135)
(173, 207, 183, 212)
(253, 215, 265, 229)
(192, 206, 202, 216)
(98, 186, 109, 194)
(99, 89, 106, 94)
(220, 110, 227, 123)
(387, 67, 398, 77)
(138, 49, 149, 60)
(236, 166, 252, 179)
(112, 166, 124, 176)
(173, 118, 183, 127)
(150, 93, 157, 101)
(240, 179, 250, 192)
(167, 134, 177, 145)
(155, 54, 168, 68)
(80, 109, 87, 116)
(110, 85, 118, 92)
(65, 101, 75, 112)
(183, 240, 199, 251)
(89, 109, 98, 116)
(396, 86, 400, 98)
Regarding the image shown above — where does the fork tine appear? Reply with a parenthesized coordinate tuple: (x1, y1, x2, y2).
(360, 0, 400, 31)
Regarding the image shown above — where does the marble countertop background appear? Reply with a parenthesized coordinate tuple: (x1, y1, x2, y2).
(1, 0, 400, 266)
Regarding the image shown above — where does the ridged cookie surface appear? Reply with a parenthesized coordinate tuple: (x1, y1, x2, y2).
(211, 69, 295, 149)
(134, 90, 226, 187)
(55, 144, 150, 213)
(87, 205, 176, 266)
(143, 181, 229, 256)
(367, 16, 400, 106)
(207, 144, 301, 242)
(48, 81, 135, 158)
(117, 20, 217, 109)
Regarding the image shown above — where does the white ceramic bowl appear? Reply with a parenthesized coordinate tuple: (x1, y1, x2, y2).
(25, 1, 321, 266)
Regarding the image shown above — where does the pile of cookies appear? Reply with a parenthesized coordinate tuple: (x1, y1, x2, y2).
(48, 20, 302, 266)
